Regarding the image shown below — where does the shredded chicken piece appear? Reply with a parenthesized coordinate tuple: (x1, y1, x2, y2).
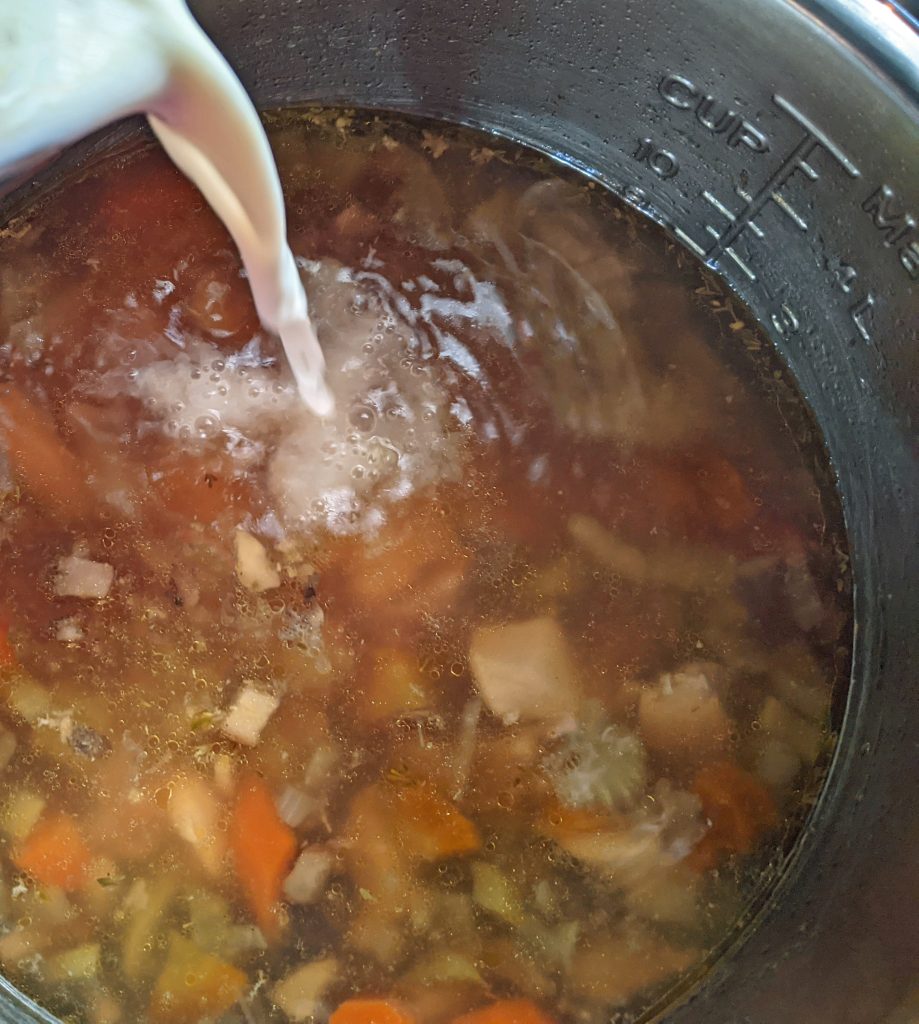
(234, 531, 281, 593)
(469, 616, 580, 723)
(55, 556, 114, 600)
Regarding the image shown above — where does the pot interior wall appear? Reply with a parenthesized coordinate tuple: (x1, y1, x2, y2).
(0, 1, 915, 1021)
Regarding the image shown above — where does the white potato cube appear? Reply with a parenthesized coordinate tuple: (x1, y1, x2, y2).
(273, 957, 338, 1022)
(221, 685, 279, 746)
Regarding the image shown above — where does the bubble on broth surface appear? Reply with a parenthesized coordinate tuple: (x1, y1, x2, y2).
(267, 260, 468, 536)
(131, 337, 298, 440)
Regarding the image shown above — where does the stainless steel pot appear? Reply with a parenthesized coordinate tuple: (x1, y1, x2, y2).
(0, 1, 916, 1022)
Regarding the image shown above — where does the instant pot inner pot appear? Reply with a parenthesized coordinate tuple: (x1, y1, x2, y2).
(187, 2, 919, 1021)
(0, 1, 915, 1022)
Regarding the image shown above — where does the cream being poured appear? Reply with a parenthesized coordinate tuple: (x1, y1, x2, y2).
(0, 0, 333, 415)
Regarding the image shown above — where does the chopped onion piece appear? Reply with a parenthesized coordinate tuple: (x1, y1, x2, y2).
(167, 775, 226, 876)
(276, 786, 316, 830)
(282, 847, 334, 904)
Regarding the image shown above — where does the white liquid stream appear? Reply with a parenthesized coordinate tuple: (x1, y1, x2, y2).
(0, 0, 333, 416)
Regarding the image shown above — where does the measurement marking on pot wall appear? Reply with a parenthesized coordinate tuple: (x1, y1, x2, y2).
(644, 77, 911, 348)
(699, 95, 860, 262)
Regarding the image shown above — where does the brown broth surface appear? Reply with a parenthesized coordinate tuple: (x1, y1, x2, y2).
(0, 110, 850, 1024)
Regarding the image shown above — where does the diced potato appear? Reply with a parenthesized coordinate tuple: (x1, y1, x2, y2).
(222, 684, 280, 746)
(213, 752, 235, 796)
(167, 775, 226, 875)
(624, 865, 700, 927)
(0, 927, 50, 967)
(567, 931, 695, 1005)
(769, 647, 831, 721)
(149, 933, 246, 1024)
(122, 878, 177, 980)
(471, 862, 526, 927)
(758, 696, 823, 763)
(276, 785, 318, 829)
(0, 726, 17, 771)
(479, 938, 555, 999)
(469, 617, 580, 723)
(188, 892, 266, 959)
(2, 789, 47, 841)
(55, 556, 115, 599)
(406, 951, 485, 987)
(638, 666, 731, 766)
(273, 957, 338, 1022)
(568, 515, 648, 580)
(47, 942, 100, 981)
(283, 846, 334, 904)
(90, 991, 123, 1024)
(235, 530, 281, 592)
(55, 617, 85, 642)
(6, 675, 51, 723)
(753, 737, 801, 790)
(348, 905, 405, 965)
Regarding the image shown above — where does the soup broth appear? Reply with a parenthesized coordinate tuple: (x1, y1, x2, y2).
(0, 110, 850, 1024)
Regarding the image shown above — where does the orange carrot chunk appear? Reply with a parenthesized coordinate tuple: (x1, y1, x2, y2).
(0, 384, 93, 521)
(230, 774, 297, 938)
(453, 999, 556, 1024)
(13, 814, 91, 890)
(392, 783, 480, 861)
(331, 999, 418, 1024)
(687, 761, 779, 872)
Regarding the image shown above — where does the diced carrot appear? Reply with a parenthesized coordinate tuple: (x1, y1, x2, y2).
(149, 933, 246, 1024)
(13, 814, 91, 890)
(452, 999, 555, 1024)
(331, 999, 417, 1024)
(230, 774, 297, 938)
(687, 761, 779, 872)
(0, 384, 93, 521)
(391, 783, 480, 861)
(538, 801, 626, 846)
(0, 623, 15, 669)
